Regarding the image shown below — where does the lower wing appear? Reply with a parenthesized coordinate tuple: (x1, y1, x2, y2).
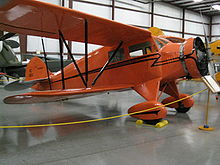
(4, 84, 133, 104)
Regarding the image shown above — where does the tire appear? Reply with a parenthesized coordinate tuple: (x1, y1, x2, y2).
(144, 118, 162, 125)
(175, 107, 191, 113)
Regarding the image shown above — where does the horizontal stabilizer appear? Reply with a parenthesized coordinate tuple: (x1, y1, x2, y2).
(4, 78, 47, 91)
(4, 85, 133, 104)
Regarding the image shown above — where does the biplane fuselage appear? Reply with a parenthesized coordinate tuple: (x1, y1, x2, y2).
(31, 37, 202, 92)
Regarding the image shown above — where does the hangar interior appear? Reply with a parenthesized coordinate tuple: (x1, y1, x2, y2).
(0, 0, 220, 165)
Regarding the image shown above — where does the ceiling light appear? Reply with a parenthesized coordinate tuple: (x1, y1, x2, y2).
(212, 5, 220, 11)
(194, 0, 203, 2)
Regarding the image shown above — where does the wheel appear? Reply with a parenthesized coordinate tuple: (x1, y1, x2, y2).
(175, 106, 191, 113)
(162, 94, 194, 113)
(143, 118, 162, 125)
(128, 101, 167, 121)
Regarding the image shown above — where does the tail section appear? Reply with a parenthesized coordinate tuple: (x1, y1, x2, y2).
(4, 57, 52, 91)
(25, 57, 52, 81)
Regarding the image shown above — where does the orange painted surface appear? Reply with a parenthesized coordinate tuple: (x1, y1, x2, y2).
(1, 0, 209, 121)
(128, 101, 167, 120)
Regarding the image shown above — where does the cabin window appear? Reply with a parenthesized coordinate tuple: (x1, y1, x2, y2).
(158, 38, 169, 44)
(130, 49, 143, 57)
(129, 42, 151, 57)
(108, 48, 125, 63)
(154, 38, 165, 49)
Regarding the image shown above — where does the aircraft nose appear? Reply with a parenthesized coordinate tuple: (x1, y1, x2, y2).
(194, 37, 209, 76)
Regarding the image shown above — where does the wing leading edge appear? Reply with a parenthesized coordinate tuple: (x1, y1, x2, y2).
(0, 0, 152, 46)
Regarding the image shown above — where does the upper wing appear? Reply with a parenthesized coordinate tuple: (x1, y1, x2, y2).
(0, 0, 151, 46)
(3, 84, 133, 104)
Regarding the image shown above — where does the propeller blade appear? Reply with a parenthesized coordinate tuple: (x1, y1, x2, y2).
(4, 40, 20, 48)
(0, 32, 16, 41)
(199, 11, 215, 76)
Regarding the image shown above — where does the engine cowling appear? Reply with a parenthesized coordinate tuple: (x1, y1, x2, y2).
(183, 37, 209, 78)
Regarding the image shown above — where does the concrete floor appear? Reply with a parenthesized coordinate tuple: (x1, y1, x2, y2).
(0, 81, 220, 165)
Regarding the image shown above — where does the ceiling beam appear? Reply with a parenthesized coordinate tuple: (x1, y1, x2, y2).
(172, 1, 194, 5)
(183, 0, 220, 8)
(193, 7, 212, 11)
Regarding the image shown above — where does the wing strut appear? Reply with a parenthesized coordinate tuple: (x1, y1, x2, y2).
(58, 32, 65, 90)
(41, 38, 52, 90)
(92, 41, 123, 86)
(85, 19, 89, 87)
(59, 30, 87, 88)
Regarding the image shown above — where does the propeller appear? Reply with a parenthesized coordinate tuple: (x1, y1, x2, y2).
(0, 32, 16, 41)
(0, 32, 19, 49)
(4, 40, 20, 48)
(199, 11, 216, 76)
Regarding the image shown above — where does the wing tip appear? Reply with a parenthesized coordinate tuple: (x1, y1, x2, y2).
(3, 95, 31, 104)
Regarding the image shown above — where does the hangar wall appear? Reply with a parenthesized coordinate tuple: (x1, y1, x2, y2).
(18, 0, 218, 59)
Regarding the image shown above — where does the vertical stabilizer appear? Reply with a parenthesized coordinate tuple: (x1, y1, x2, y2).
(25, 57, 52, 81)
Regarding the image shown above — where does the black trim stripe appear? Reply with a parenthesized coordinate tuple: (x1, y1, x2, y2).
(0, 23, 56, 35)
(51, 52, 185, 84)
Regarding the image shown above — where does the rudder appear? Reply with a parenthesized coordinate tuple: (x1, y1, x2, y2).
(25, 57, 52, 81)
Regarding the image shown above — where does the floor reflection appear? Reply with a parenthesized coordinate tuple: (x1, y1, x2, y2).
(0, 81, 220, 165)
(0, 100, 125, 151)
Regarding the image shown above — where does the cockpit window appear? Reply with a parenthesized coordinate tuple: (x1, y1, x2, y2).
(154, 38, 165, 49)
(129, 42, 151, 57)
(108, 48, 125, 63)
(165, 37, 185, 43)
(158, 38, 169, 44)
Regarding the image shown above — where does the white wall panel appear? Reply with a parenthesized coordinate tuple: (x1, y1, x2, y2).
(155, 2, 182, 19)
(185, 21, 208, 35)
(73, 2, 111, 19)
(37, 0, 60, 5)
(185, 10, 209, 24)
(164, 31, 182, 37)
(212, 25, 220, 35)
(27, 36, 59, 53)
(154, 15, 181, 32)
(82, 0, 111, 5)
(212, 15, 220, 24)
(115, 8, 150, 26)
(71, 42, 101, 54)
(184, 34, 205, 41)
(115, 0, 150, 12)
(212, 25, 220, 41)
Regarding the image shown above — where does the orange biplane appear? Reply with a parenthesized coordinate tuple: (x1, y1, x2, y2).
(0, 0, 210, 124)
